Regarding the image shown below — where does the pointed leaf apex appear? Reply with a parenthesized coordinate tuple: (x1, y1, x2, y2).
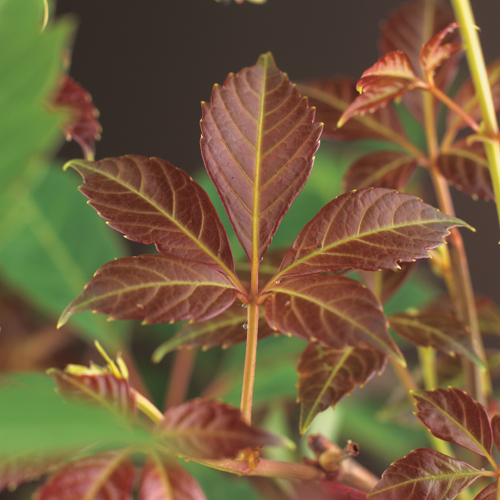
(257, 51, 277, 69)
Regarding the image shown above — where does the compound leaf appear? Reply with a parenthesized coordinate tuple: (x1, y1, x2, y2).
(156, 399, 283, 459)
(437, 141, 494, 201)
(420, 23, 461, 78)
(139, 457, 206, 500)
(200, 52, 322, 265)
(59, 255, 237, 327)
(413, 388, 493, 458)
(35, 452, 134, 500)
(297, 343, 386, 433)
(265, 275, 403, 363)
(65, 155, 234, 274)
(152, 302, 273, 362)
(277, 188, 468, 278)
(389, 311, 485, 369)
(368, 448, 482, 499)
(343, 151, 418, 192)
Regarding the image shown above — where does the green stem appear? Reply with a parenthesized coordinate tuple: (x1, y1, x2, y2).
(451, 0, 500, 230)
(418, 347, 438, 390)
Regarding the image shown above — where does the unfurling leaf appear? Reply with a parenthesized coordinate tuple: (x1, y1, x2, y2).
(156, 399, 283, 459)
(367, 448, 482, 499)
(138, 458, 206, 500)
(277, 188, 469, 278)
(338, 52, 423, 128)
(389, 311, 485, 369)
(265, 275, 404, 363)
(35, 452, 134, 500)
(54, 75, 102, 160)
(200, 52, 322, 264)
(64, 155, 234, 274)
(420, 23, 461, 78)
(474, 482, 498, 500)
(58, 255, 237, 327)
(413, 388, 493, 458)
(297, 343, 386, 433)
(298, 78, 405, 141)
(343, 151, 418, 192)
(437, 141, 494, 201)
(152, 302, 273, 362)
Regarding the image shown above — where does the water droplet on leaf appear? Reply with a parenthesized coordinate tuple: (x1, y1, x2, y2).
(242, 323, 248, 329)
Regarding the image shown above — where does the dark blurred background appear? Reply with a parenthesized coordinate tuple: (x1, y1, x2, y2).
(55, 0, 500, 303)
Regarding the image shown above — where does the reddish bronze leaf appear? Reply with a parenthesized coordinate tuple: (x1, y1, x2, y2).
(491, 414, 500, 454)
(343, 151, 418, 192)
(156, 399, 283, 459)
(265, 275, 403, 363)
(297, 343, 387, 433)
(279, 481, 367, 500)
(277, 188, 468, 279)
(437, 141, 494, 201)
(35, 452, 134, 500)
(474, 482, 498, 500)
(54, 75, 101, 160)
(420, 23, 461, 78)
(413, 388, 493, 458)
(139, 458, 206, 500)
(368, 448, 481, 499)
(298, 78, 405, 141)
(58, 255, 237, 327)
(152, 302, 273, 362)
(65, 155, 234, 274)
(338, 52, 423, 128)
(200, 52, 322, 264)
(389, 311, 485, 369)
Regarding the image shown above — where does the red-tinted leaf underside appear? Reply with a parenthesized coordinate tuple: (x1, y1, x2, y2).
(58, 255, 236, 326)
(65, 155, 234, 274)
(277, 188, 468, 279)
(200, 52, 322, 264)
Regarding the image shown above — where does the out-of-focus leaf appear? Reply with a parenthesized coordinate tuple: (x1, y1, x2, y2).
(65, 155, 234, 274)
(54, 75, 101, 160)
(276, 481, 367, 500)
(474, 482, 498, 500)
(139, 457, 206, 500)
(447, 59, 500, 132)
(413, 388, 493, 458)
(0, 167, 128, 349)
(298, 78, 405, 141)
(389, 311, 485, 369)
(491, 414, 500, 454)
(297, 343, 386, 433)
(277, 188, 469, 278)
(476, 297, 500, 337)
(343, 151, 418, 191)
(200, 52, 322, 264)
(34, 452, 134, 500)
(437, 141, 494, 201)
(156, 399, 283, 459)
(152, 302, 272, 362)
(59, 255, 236, 327)
(265, 275, 403, 362)
(367, 448, 481, 499)
(419, 23, 461, 78)
(338, 52, 423, 128)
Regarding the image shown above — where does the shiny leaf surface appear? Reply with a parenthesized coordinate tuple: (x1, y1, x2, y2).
(156, 399, 283, 458)
(278, 188, 468, 278)
(420, 23, 461, 78)
(389, 311, 485, 369)
(65, 155, 234, 273)
(54, 75, 101, 160)
(475, 482, 498, 500)
(35, 452, 134, 500)
(139, 458, 206, 500)
(265, 275, 403, 362)
(413, 388, 493, 458)
(297, 343, 386, 433)
(152, 302, 273, 362)
(298, 78, 405, 141)
(343, 151, 418, 192)
(200, 52, 322, 263)
(59, 255, 237, 327)
(368, 448, 481, 499)
(437, 141, 494, 201)
(338, 52, 422, 128)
